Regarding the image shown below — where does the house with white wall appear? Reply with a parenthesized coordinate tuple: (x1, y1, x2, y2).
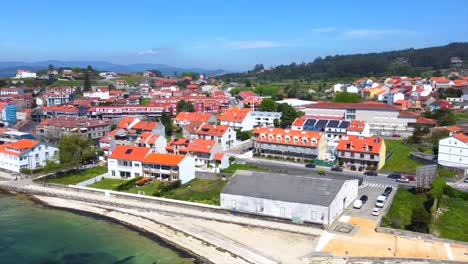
(142, 153, 195, 183)
(250, 111, 281, 127)
(217, 107, 253, 131)
(438, 133, 468, 175)
(0, 139, 58, 172)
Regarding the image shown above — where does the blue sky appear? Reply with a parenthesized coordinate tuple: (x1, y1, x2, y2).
(0, 0, 467, 71)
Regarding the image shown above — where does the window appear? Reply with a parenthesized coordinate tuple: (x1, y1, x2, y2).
(360, 154, 364, 158)
(370, 155, 375, 159)
(111, 170, 115, 176)
(135, 163, 140, 167)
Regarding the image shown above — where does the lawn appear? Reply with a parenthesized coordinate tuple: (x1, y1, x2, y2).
(434, 196, 468, 242)
(126, 181, 163, 195)
(381, 188, 427, 229)
(113, 76, 146, 86)
(87, 178, 128, 190)
(454, 112, 468, 121)
(220, 163, 278, 174)
(44, 166, 108, 185)
(160, 178, 227, 205)
(437, 168, 457, 178)
(382, 139, 423, 173)
(140, 98, 151, 105)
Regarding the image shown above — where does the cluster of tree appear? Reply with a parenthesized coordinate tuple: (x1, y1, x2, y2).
(176, 100, 195, 112)
(159, 112, 173, 136)
(439, 87, 463, 99)
(406, 124, 431, 144)
(422, 109, 456, 126)
(333, 92, 361, 103)
(58, 134, 97, 167)
(219, 43, 468, 81)
(148, 69, 163, 77)
(181, 72, 200, 80)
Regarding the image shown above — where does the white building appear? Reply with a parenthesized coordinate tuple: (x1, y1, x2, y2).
(217, 108, 253, 131)
(221, 170, 359, 225)
(250, 111, 281, 127)
(15, 70, 36, 79)
(0, 139, 59, 172)
(83, 87, 110, 100)
(346, 85, 358, 94)
(333, 83, 344, 93)
(382, 92, 404, 105)
(191, 124, 237, 149)
(438, 133, 468, 175)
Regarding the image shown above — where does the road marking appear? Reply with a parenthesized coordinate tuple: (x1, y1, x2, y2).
(444, 243, 454, 260)
(315, 231, 333, 251)
(339, 215, 350, 223)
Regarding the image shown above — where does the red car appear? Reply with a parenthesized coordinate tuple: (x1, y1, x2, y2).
(406, 175, 416, 181)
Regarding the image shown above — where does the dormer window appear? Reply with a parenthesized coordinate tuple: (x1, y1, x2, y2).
(276, 135, 282, 141)
(312, 138, 317, 145)
(285, 136, 290, 142)
(293, 137, 299, 143)
(268, 135, 274, 140)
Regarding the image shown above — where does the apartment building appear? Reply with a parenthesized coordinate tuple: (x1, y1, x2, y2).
(438, 133, 468, 175)
(250, 111, 281, 127)
(166, 138, 229, 170)
(0, 139, 59, 172)
(37, 116, 111, 141)
(336, 135, 386, 170)
(217, 107, 253, 131)
(188, 124, 236, 149)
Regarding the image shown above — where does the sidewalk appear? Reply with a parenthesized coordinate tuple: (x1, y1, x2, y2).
(76, 173, 108, 187)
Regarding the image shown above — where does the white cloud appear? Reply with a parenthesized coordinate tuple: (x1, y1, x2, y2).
(343, 29, 412, 39)
(225, 40, 280, 49)
(137, 48, 166, 56)
(311, 27, 336, 33)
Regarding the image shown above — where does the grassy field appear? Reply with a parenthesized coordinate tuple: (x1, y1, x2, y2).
(87, 178, 128, 190)
(44, 166, 107, 185)
(381, 188, 426, 229)
(126, 181, 163, 195)
(434, 197, 468, 242)
(113, 76, 147, 86)
(437, 168, 457, 178)
(160, 178, 227, 205)
(382, 139, 423, 173)
(140, 98, 151, 105)
(220, 163, 279, 174)
(454, 111, 468, 121)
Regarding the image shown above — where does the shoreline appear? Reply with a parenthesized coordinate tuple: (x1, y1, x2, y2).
(0, 190, 208, 264)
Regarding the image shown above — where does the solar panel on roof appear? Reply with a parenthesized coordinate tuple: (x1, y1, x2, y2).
(338, 121, 350, 128)
(315, 120, 328, 129)
(327, 120, 340, 128)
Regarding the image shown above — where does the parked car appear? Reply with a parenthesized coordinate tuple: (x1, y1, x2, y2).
(364, 171, 378, 176)
(387, 173, 402, 179)
(464, 178, 468, 183)
(353, 199, 363, 209)
(384, 186, 393, 195)
(372, 208, 381, 216)
(407, 175, 416, 181)
(396, 177, 410, 183)
(331, 166, 343, 172)
(375, 195, 386, 208)
(360, 195, 369, 204)
(305, 163, 316, 168)
(391, 134, 401, 138)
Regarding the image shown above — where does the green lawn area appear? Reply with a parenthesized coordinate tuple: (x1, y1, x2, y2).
(49, 80, 86, 87)
(382, 139, 423, 173)
(381, 188, 427, 229)
(44, 166, 108, 185)
(160, 178, 227, 205)
(220, 163, 280, 174)
(126, 181, 163, 195)
(437, 168, 457, 178)
(454, 112, 468, 121)
(87, 178, 128, 190)
(434, 197, 468, 242)
(140, 98, 151, 105)
(114, 76, 146, 86)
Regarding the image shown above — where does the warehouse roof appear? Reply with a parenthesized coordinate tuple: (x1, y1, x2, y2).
(222, 170, 356, 207)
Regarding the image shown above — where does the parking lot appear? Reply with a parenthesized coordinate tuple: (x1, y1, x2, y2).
(344, 181, 397, 220)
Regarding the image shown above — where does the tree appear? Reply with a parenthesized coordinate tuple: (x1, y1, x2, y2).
(285, 80, 302, 98)
(259, 98, 277, 112)
(176, 100, 195, 113)
(48, 64, 55, 71)
(87, 65, 94, 72)
(181, 72, 199, 80)
(58, 134, 96, 167)
(334, 92, 361, 103)
(160, 112, 173, 136)
(83, 71, 91, 92)
(407, 206, 431, 233)
(253, 64, 264, 72)
(108, 84, 115, 91)
(273, 118, 280, 128)
(278, 103, 301, 128)
(149, 69, 163, 77)
(177, 79, 191, 88)
(245, 80, 252, 87)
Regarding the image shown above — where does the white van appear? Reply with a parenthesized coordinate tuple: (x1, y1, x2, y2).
(375, 195, 386, 208)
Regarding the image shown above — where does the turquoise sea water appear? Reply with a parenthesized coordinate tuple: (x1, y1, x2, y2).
(0, 193, 196, 264)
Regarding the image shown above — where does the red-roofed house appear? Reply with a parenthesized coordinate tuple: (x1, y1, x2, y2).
(346, 120, 370, 137)
(438, 133, 468, 174)
(0, 139, 58, 172)
(217, 107, 253, 131)
(174, 112, 217, 126)
(190, 124, 236, 149)
(430, 99, 452, 111)
(37, 116, 111, 141)
(142, 153, 195, 183)
(108, 145, 152, 178)
(252, 127, 327, 160)
(117, 117, 165, 136)
(431, 77, 452, 89)
(136, 132, 167, 153)
(166, 138, 229, 170)
(336, 135, 386, 170)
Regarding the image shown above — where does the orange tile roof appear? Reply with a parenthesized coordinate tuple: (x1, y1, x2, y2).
(453, 133, 468, 143)
(186, 139, 216, 153)
(99, 128, 121, 143)
(438, 126, 463, 133)
(399, 111, 420, 117)
(132, 120, 159, 131)
(118, 117, 137, 129)
(291, 118, 306, 127)
(139, 132, 161, 144)
(430, 77, 450, 83)
(214, 153, 224, 161)
(416, 117, 437, 125)
(0, 139, 40, 156)
(336, 135, 384, 155)
(347, 120, 366, 132)
(175, 112, 212, 123)
(195, 124, 230, 136)
(143, 153, 185, 166)
(253, 127, 323, 147)
(108, 145, 151, 161)
(217, 107, 250, 122)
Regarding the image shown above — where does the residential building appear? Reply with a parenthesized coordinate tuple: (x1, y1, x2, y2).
(37, 116, 111, 141)
(221, 170, 359, 225)
(250, 111, 281, 127)
(42, 91, 76, 106)
(15, 70, 36, 79)
(83, 87, 110, 100)
(189, 124, 236, 149)
(346, 120, 371, 137)
(217, 107, 253, 131)
(0, 130, 35, 144)
(431, 77, 452, 89)
(108, 145, 151, 178)
(252, 127, 327, 160)
(135, 132, 167, 153)
(115, 80, 128, 88)
(166, 138, 229, 170)
(382, 92, 404, 105)
(142, 153, 195, 183)
(174, 112, 217, 127)
(89, 105, 170, 118)
(0, 139, 59, 172)
(336, 135, 386, 170)
(117, 117, 165, 136)
(430, 99, 452, 111)
(0, 87, 24, 96)
(438, 133, 468, 175)
(62, 69, 73, 79)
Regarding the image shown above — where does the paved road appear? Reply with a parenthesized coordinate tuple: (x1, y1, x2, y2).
(448, 179, 468, 192)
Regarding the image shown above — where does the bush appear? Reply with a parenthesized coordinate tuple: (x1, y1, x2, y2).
(115, 177, 143, 191)
(407, 206, 431, 233)
(229, 157, 235, 164)
(338, 160, 344, 166)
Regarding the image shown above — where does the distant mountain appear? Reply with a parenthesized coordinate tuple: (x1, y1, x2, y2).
(220, 42, 468, 81)
(0, 60, 226, 77)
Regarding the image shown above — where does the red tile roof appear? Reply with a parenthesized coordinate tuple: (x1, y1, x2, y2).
(217, 107, 250, 122)
(0, 139, 40, 157)
(398, 111, 420, 117)
(39, 116, 109, 129)
(416, 117, 437, 125)
(453, 133, 468, 143)
(214, 153, 224, 161)
(195, 124, 230, 137)
(186, 139, 216, 153)
(238, 91, 257, 100)
(336, 135, 384, 155)
(143, 153, 185, 166)
(138, 132, 161, 144)
(175, 112, 213, 123)
(347, 120, 367, 131)
(292, 118, 306, 127)
(118, 117, 138, 129)
(430, 77, 450, 83)
(108, 145, 151, 161)
(132, 120, 159, 131)
(306, 102, 401, 110)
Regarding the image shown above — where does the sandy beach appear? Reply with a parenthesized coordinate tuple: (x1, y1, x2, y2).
(35, 195, 319, 264)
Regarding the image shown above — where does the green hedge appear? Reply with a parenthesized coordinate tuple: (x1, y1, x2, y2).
(115, 177, 143, 191)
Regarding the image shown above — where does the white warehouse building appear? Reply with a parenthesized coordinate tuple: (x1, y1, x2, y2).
(221, 170, 359, 225)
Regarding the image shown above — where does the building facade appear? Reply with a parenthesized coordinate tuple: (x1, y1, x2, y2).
(0, 139, 59, 172)
(438, 133, 468, 175)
